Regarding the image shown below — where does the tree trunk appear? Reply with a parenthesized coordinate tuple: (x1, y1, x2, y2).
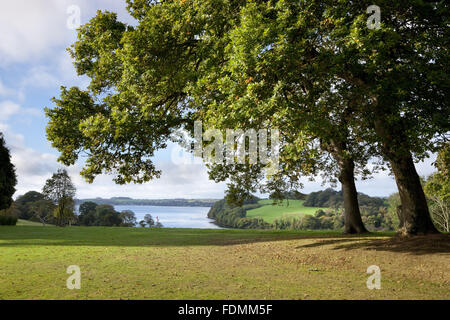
(338, 158, 368, 234)
(389, 154, 438, 235)
(324, 138, 368, 234)
(373, 119, 439, 235)
(58, 201, 65, 227)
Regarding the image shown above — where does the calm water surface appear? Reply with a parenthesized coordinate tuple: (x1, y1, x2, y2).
(113, 205, 221, 229)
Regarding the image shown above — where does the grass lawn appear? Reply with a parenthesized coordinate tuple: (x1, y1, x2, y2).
(246, 200, 327, 223)
(0, 226, 448, 300)
(16, 219, 54, 227)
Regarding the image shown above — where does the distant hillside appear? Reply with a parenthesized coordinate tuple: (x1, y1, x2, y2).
(207, 197, 270, 229)
(75, 198, 219, 207)
(208, 189, 394, 231)
(246, 199, 325, 223)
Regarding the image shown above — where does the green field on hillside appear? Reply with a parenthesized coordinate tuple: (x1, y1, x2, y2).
(0, 226, 448, 300)
(246, 200, 327, 223)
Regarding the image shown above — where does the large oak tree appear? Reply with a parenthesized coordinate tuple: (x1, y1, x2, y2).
(46, 0, 448, 235)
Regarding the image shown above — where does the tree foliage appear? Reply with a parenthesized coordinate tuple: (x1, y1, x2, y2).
(424, 143, 450, 232)
(42, 169, 76, 226)
(29, 199, 57, 226)
(144, 214, 155, 227)
(78, 201, 138, 227)
(0, 133, 17, 211)
(46, 0, 449, 235)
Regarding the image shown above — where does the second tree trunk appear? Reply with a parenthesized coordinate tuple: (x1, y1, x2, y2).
(338, 158, 368, 234)
(389, 153, 438, 235)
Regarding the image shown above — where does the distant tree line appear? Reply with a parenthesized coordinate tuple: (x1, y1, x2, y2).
(270, 190, 307, 202)
(138, 214, 163, 228)
(77, 201, 137, 227)
(303, 189, 386, 209)
(6, 169, 78, 227)
(75, 198, 217, 207)
(272, 206, 396, 232)
(209, 190, 399, 232)
(10, 190, 166, 228)
(207, 196, 271, 229)
(78, 202, 164, 228)
(210, 174, 449, 233)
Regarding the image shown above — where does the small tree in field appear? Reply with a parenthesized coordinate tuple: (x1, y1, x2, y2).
(42, 169, 76, 226)
(155, 216, 163, 228)
(144, 214, 154, 228)
(30, 199, 56, 226)
(120, 210, 137, 227)
(78, 201, 98, 226)
(138, 220, 147, 228)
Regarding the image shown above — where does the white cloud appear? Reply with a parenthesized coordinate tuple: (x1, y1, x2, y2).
(21, 66, 60, 89)
(415, 155, 437, 178)
(11, 146, 57, 179)
(16, 50, 90, 93)
(68, 160, 227, 199)
(354, 171, 397, 197)
(0, 126, 56, 195)
(300, 156, 438, 198)
(2, 121, 438, 200)
(0, 0, 134, 66)
(0, 100, 43, 125)
(0, 123, 25, 146)
(0, 100, 21, 121)
(1, 127, 227, 199)
(0, 1, 70, 65)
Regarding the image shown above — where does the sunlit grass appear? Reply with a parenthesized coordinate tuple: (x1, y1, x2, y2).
(246, 200, 327, 223)
(0, 226, 448, 300)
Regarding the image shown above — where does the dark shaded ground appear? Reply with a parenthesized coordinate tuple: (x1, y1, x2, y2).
(295, 234, 450, 255)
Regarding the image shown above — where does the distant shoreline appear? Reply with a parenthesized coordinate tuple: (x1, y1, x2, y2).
(75, 198, 219, 207)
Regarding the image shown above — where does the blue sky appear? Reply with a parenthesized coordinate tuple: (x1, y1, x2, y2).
(0, 0, 437, 199)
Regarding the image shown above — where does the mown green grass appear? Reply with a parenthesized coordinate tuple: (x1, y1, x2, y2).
(246, 200, 327, 223)
(0, 226, 448, 300)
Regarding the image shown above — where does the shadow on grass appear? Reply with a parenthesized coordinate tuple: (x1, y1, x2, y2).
(295, 234, 450, 255)
(0, 226, 388, 248)
(1, 226, 447, 254)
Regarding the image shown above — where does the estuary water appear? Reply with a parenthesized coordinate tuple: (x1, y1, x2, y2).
(113, 205, 221, 229)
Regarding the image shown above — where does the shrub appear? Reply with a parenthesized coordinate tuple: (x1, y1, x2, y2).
(299, 215, 320, 230)
(0, 215, 18, 226)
